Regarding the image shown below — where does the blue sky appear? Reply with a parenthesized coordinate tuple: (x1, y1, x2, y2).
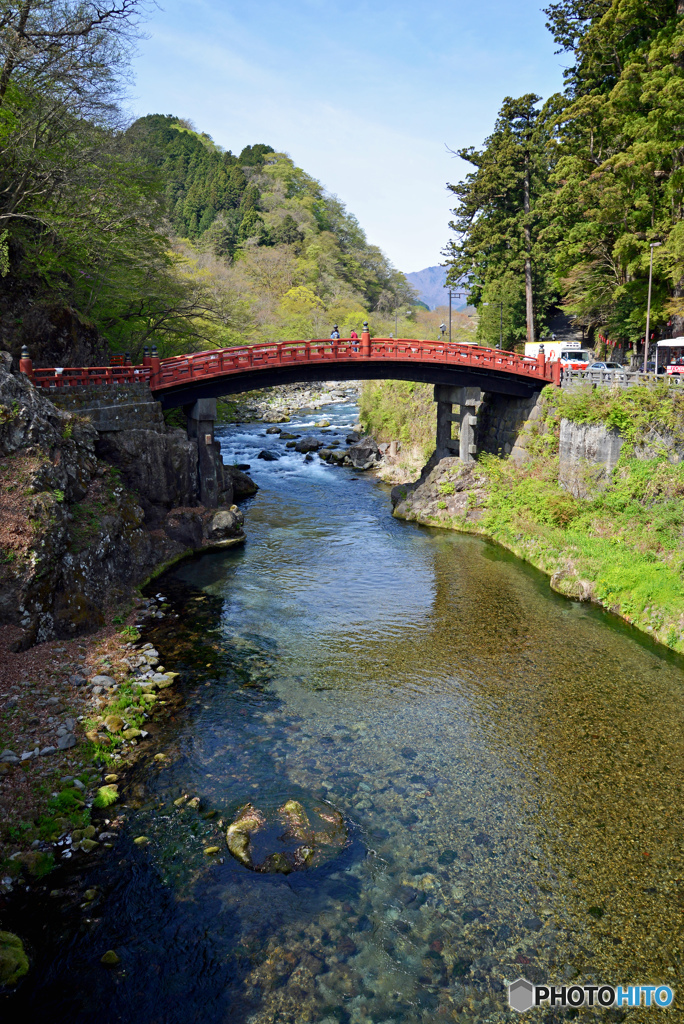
(129, 0, 567, 273)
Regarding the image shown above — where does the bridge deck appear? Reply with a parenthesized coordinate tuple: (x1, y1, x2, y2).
(23, 337, 558, 406)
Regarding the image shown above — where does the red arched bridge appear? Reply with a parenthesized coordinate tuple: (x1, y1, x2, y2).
(20, 329, 559, 406)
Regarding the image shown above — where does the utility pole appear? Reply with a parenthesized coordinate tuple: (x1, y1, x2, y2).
(644, 242, 662, 373)
(499, 298, 503, 349)
(448, 289, 452, 344)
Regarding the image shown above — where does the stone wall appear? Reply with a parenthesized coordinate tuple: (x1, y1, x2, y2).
(558, 420, 623, 498)
(477, 392, 545, 462)
(46, 383, 165, 432)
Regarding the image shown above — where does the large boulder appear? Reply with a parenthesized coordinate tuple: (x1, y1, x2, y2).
(95, 429, 200, 522)
(223, 465, 258, 498)
(294, 437, 321, 453)
(348, 436, 381, 470)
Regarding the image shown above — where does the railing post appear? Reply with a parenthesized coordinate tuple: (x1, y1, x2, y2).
(361, 321, 370, 358)
(537, 350, 545, 376)
(551, 359, 561, 386)
(149, 344, 161, 389)
(142, 346, 151, 367)
(19, 345, 33, 381)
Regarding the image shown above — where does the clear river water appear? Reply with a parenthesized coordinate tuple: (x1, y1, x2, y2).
(4, 399, 684, 1023)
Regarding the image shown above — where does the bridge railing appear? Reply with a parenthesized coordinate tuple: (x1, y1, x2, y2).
(561, 368, 684, 389)
(154, 338, 555, 386)
(31, 365, 151, 389)
(20, 337, 557, 392)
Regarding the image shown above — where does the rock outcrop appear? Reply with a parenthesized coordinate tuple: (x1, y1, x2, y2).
(0, 356, 255, 646)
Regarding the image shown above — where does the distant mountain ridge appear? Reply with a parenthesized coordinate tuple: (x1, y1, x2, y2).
(405, 266, 467, 311)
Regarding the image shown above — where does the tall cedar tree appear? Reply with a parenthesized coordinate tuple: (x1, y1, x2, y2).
(445, 94, 555, 348)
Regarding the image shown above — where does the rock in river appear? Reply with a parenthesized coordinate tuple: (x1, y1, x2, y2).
(348, 436, 381, 470)
(294, 438, 322, 453)
(257, 449, 279, 461)
(0, 931, 29, 986)
(225, 799, 348, 874)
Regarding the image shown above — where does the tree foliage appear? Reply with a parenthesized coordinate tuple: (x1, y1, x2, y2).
(0, 6, 414, 362)
(446, 0, 684, 352)
(445, 93, 558, 347)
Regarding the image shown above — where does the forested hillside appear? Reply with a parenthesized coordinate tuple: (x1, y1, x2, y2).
(0, 4, 413, 365)
(446, 0, 684, 357)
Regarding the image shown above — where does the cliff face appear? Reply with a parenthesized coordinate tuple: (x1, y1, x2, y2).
(0, 356, 254, 647)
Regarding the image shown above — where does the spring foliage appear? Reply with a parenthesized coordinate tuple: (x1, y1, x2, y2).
(0, 7, 413, 360)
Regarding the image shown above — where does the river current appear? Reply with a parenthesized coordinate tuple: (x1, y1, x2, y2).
(4, 400, 684, 1022)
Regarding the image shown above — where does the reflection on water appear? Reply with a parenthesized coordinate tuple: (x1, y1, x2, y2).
(4, 402, 684, 1022)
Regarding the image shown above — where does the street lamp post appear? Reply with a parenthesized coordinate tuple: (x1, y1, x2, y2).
(644, 242, 662, 373)
(447, 287, 467, 344)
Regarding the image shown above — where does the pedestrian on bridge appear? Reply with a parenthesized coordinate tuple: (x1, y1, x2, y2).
(350, 329, 358, 340)
(330, 325, 340, 340)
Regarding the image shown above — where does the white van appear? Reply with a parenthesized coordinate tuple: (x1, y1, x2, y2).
(525, 342, 592, 368)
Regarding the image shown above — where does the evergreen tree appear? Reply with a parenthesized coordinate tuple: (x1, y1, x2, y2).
(445, 94, 556, 347)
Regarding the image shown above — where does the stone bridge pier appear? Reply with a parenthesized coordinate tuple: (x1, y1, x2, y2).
(184, 398, 222, 508)
(434, 386, 547, 464)
(434, 385, 482, 462)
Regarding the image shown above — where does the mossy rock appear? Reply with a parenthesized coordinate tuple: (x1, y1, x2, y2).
(93, 784, 119, 809)
(225, 799, 347, 874)
(0, 932, 29, 987)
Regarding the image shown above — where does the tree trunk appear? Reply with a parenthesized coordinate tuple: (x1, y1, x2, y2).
(523, 152, 535, 346)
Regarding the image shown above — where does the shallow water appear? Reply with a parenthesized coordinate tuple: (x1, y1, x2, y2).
(5, 401, 684, 1022)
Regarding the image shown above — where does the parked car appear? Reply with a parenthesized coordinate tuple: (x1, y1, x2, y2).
(587, 361, 625, 370)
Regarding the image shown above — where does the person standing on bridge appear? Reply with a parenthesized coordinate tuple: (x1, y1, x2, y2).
(330, 325, 340, 340)
(350, 329, 358, 340)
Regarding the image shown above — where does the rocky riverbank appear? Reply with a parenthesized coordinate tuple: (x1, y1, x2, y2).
(0, 354, 255, 648)
(0, 352, 259, 920)
(222, 381, 361, 423)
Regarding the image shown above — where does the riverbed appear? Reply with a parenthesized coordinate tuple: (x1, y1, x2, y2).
(3, 401, 683, 1022)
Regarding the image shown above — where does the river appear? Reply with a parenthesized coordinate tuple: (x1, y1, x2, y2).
(4, 399, 683, 1022)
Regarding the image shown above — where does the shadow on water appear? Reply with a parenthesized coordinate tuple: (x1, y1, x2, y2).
(2, 571, 367, 1024)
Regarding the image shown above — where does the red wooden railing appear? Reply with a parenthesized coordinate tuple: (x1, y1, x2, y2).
(19, 332, 559, 392)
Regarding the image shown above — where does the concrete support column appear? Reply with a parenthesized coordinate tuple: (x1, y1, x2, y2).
(433, 385, 481, 462)
(185, 398, 220, 508)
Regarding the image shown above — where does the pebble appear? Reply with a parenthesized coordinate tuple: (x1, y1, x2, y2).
(57, 734, 76, 750)
(39, 746, 57, 756)
(100, 950, 120, 966)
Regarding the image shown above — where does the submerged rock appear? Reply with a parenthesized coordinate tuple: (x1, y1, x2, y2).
(0, 932, 29, 986)
(226, 804, 265, 868)
(257, 449, 279, 461)
(225, 799, 347, 874)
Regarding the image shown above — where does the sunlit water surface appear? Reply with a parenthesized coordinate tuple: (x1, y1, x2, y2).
(4, 401, 684, 1023)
